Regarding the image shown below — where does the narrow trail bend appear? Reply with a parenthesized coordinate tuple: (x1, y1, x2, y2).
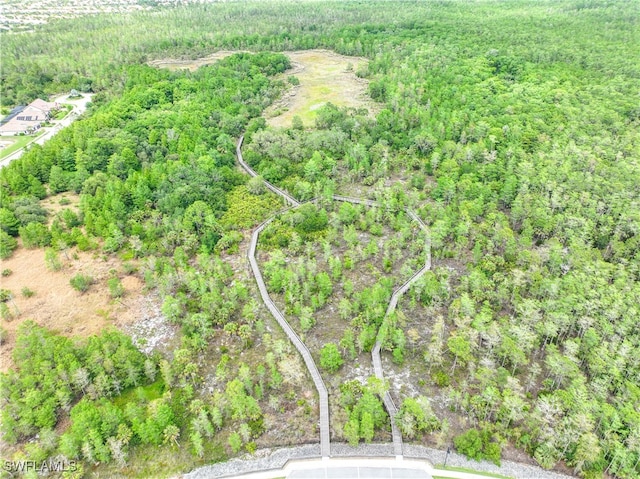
(237, 137, 300, 207)
(237, 135, 432, 458)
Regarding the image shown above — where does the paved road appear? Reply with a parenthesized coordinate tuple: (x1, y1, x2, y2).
(191, 457, 435, 479)
(0, 93, 93, 168)
(287, 461, 432, 479)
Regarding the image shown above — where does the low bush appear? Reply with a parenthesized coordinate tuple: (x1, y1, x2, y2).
(70, 273, 94, 293)
(454, 428, 501, 465)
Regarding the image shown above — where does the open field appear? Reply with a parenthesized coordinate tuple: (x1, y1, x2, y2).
(148, 50, 245, 71)
(0, 245, 148, 371)
(151, 49, 377, 128)
(265, 50, 377, 128)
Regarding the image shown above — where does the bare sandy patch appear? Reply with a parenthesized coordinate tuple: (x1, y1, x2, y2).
(265, 49, 377, 128)
(148, 50, 247, 71)
(0, 246, 153, 371)
(40, 191, 81, 223)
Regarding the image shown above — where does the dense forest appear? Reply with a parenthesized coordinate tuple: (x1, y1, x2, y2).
(1, 1, 639, 478)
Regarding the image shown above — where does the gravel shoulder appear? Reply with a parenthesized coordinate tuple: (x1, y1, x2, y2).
(182, 444, 577, 479)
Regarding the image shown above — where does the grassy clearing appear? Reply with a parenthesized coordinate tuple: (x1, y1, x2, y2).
(0, 132, 43, 159)
(434, 465, 514, 479)
(150, 49, 377, 128)
(264, 50, 378, 128)
(112, 380, 165, 408)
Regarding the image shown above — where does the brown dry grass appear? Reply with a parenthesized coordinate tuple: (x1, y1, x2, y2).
(0, 246, 146, 372)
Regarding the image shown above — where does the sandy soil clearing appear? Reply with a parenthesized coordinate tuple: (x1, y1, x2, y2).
(147, 50, 246, 71)
(0, 246, 148, 372)
(40, 192, 81, 222)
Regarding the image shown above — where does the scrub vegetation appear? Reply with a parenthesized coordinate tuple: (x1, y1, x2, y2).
(0, 1, 638, 478)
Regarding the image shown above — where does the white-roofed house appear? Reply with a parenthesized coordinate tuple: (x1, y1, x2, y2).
(0, 99, 59, 135)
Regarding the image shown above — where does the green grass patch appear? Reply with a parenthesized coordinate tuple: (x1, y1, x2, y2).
(0, 133, 43, 159)
(220, 185, 283, 229)
(112, 379, 165, 408)
(53, 111, 67, 120)
(266, 50, 375, 128)
(94, 440, 227, 478)
(434, 465, 514, 479)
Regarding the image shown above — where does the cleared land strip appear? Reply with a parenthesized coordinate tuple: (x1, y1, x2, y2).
(238, 136, 431, 458)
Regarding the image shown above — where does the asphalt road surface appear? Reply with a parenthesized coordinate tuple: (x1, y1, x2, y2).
(288, 465, 431, 479)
